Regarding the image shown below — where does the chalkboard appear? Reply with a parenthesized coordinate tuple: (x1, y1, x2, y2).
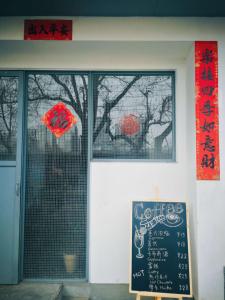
(130, 201, 192, 298)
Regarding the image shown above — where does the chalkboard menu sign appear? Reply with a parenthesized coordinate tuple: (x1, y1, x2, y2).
(130, 201, 192, 298)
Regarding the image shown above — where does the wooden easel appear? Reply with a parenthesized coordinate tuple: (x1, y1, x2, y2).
(136, 295, 183, 300)
(153, 185, 160, 201)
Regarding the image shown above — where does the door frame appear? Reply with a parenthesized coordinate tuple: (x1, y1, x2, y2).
(16, 69, 176, 282)
(20, 71, 91, 282)
(0, 71, 24, 283)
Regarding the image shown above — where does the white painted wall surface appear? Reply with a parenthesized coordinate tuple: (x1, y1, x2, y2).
(0, 17, 225, 300)
(185, 45, 200, 299)
(89, 62, 190, 284)
(0, 17, 225, 41)
(196, 41, 225, 300)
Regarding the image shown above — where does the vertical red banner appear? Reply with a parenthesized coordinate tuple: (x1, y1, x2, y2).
(195, 41, 220, 180)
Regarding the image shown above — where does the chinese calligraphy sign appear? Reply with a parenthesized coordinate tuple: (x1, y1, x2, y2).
(24, 20, 72, 40)
(41, 102, 77, 138)
(195, 41, 220, 180)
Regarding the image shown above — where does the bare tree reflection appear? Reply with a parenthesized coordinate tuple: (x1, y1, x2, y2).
(28, 74, 173, 159)
(0, 77, 18, 159)
(93, 75, 173, 159)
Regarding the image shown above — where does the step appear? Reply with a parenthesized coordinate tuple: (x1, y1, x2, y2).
(0, 283, 194, 300)
(62, 283, 138, 300)
(62, 283, 90, 299)
(0, 282, 62, 300)
(62, 298, 89, 300)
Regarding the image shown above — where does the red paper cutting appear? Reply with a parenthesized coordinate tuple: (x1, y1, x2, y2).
(24, 20, 72, 40)
(195, 41, 220, 180)
(120, 114, 141, 136)
(41, 102, 77, 138)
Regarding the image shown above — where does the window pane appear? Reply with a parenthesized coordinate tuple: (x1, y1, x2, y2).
(0, 77, 18, 160)
(92, 74, 175, 160)
(24, 74, 88, 279)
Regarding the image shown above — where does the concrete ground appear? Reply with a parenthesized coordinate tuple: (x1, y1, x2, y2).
(0, 283, 62, 300)
(0, 282, 193, 300)
(0, 283, 137, 300)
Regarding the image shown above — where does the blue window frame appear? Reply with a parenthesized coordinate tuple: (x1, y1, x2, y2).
(92, 72, 175, 161)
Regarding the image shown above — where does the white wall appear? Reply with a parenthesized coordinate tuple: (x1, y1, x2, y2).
(0, 17, 225, 41)
(184, 39, 225, 300)
(0, 40, 189, 70)
(186, 45, 198, 298)
(0, 17, 225, 300)
(89, 59, 190, 283)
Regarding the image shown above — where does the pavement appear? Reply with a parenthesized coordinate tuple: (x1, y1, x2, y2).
(0, 282, 194, 300)
(0, 283, 62, 300)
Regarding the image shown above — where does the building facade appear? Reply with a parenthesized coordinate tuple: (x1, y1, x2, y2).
(0, 17, 225, 300)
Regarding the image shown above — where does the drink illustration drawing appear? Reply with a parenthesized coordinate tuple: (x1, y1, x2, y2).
(134, 226, 146, 258)
(133, 202, 184, 259)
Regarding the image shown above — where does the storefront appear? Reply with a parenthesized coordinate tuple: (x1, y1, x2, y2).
(0, 15, 225, 300)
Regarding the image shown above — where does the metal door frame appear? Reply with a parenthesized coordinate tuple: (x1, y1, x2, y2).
(21, 71, 90, 282)
(16, 70, 175, 282)
(0, 71, 24, 283)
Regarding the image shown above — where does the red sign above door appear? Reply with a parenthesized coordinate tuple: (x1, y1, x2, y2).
(24, 20, 72, 40)
(41, 102, 77, 138)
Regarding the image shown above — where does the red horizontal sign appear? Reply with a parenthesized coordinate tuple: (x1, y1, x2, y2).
(195, 41, 220, 180)
(24, 19, 72, 40)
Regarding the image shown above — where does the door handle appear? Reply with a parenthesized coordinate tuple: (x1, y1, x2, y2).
(16, 182, 20, 197)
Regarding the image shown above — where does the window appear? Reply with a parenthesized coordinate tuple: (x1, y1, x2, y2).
(92, 72, 175, 160)
(0, 76, 18, 161)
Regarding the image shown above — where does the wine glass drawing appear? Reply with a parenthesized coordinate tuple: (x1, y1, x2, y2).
(134, 227, 145, 259)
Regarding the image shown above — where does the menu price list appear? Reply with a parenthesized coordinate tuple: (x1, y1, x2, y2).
(131, 201, 191, 296)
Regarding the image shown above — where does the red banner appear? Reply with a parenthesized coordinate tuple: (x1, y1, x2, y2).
(195, 41, 220, 180)
(24, 20, 72, 40)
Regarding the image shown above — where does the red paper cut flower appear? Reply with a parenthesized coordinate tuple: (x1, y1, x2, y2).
(41, 102, 77, 138)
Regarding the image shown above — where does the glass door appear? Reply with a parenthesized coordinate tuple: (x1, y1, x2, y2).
(23, 73, 88, 279)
